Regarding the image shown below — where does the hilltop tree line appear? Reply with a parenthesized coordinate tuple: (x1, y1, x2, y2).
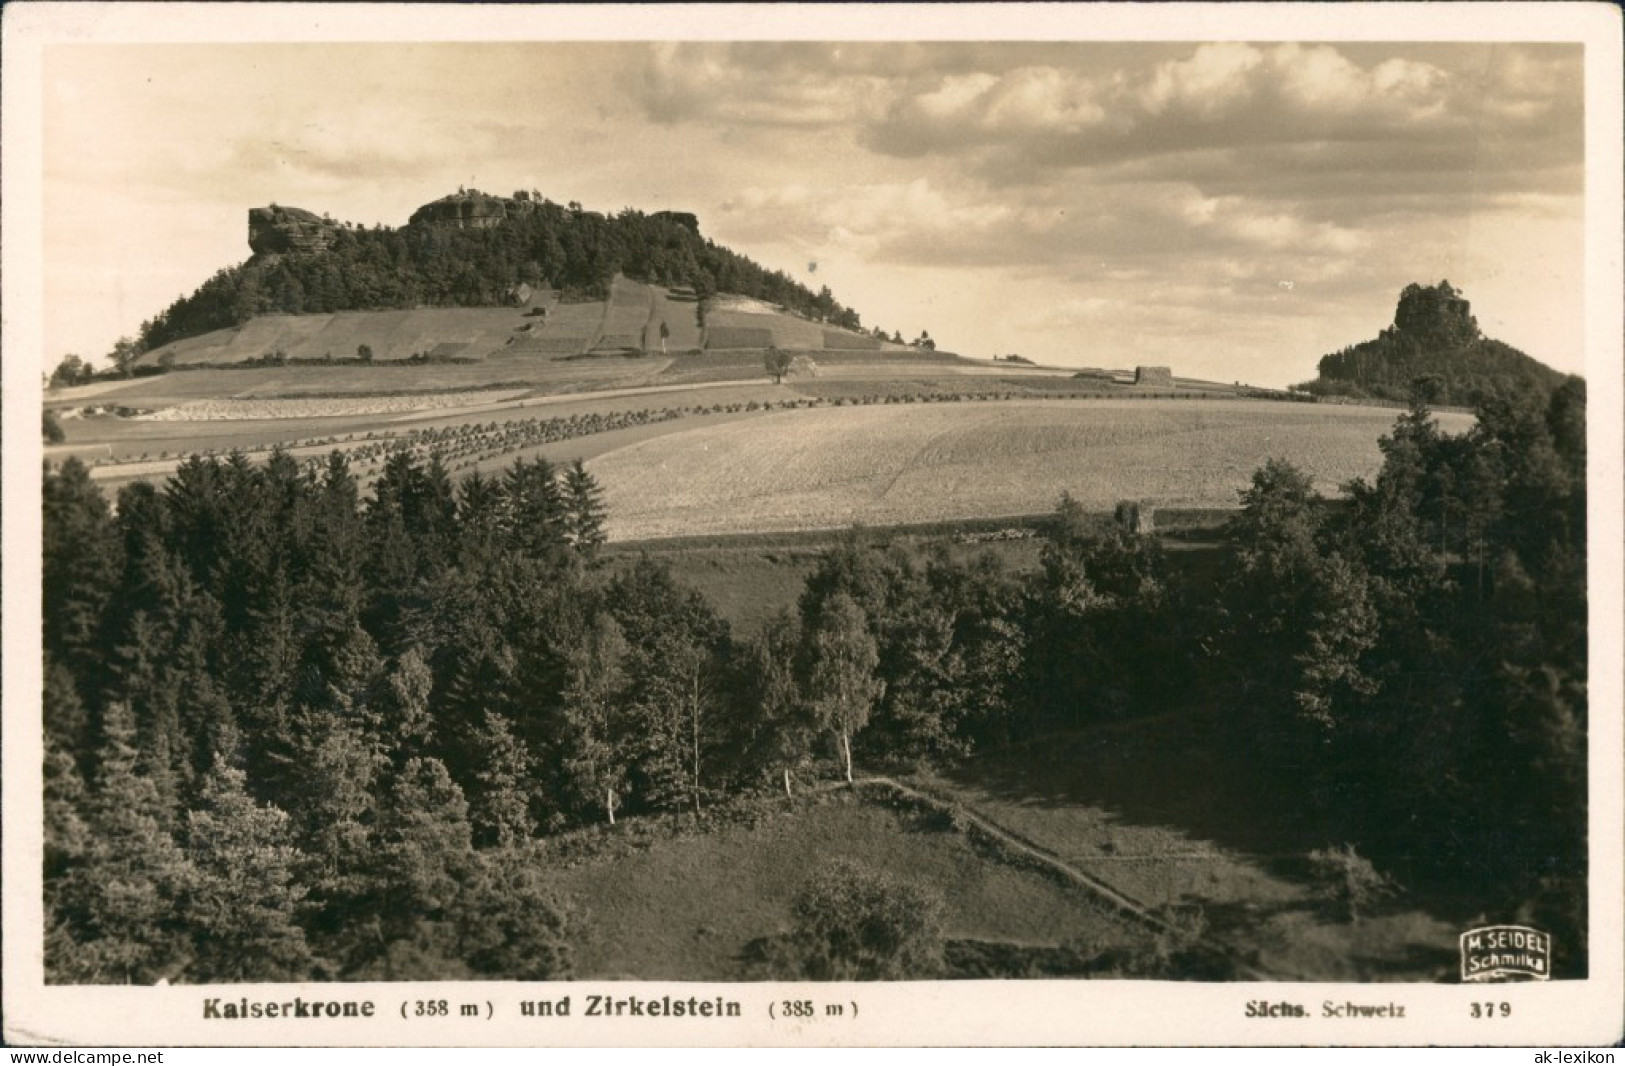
(42, 378, 1586, 981)
(136, 198, 865, 354)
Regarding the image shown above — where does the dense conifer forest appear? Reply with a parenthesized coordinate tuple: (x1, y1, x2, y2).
(42, 380, 1587, 982)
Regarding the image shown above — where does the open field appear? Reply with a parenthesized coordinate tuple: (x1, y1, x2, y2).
(593, 275, 658, 352)
(589, 398, 1474, 541)
(141, 308, 533, 365)
(915, 717, 1463, 981)
(56, 375, 1461, 543)
(136, 388, 535, 421)
(703, 302, 910, 353)
(611, 524, 1063, 637)
(551, 789, 1153, 981)
(606, 546, 825, 638)
(649, 347, 988, 387)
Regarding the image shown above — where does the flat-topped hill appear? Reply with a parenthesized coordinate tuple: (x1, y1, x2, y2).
(133, 188, 906, 360)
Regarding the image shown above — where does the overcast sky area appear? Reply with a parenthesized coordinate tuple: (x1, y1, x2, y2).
(43, 40, 1583, 387)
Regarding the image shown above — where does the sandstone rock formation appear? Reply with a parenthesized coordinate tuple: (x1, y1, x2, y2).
(409, 188, 542, 230)
(248, 205, 339, 256)
(1390, 280, 1478, 346)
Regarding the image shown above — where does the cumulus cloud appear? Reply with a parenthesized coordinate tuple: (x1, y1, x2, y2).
(863, 42, 1579, 186)
(623, 42, 885, 128)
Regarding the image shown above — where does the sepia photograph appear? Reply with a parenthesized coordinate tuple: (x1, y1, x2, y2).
(3, 1, 1621, 1048)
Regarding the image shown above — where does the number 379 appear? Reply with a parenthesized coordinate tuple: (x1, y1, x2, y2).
(1471, 1002, 1511, 1018)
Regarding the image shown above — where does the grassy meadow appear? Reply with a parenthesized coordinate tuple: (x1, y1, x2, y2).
(550, 789, 1157, 981)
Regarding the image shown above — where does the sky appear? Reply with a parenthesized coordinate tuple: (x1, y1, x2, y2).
(40, 37, 1585, 387)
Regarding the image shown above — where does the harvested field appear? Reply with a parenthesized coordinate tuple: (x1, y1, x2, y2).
(790, 376, 1127, 402)
(706, 294, 780, 314)
(822, 329, 882, 350)
(51, 356, 660, 412)
(706, 308, 827, 349)
(652, 347, 980, 386)
(590, 398, 1474, 541)
(703, 325, 776, 350)
(138, 388, 533, 421)
(592, 275, 656, 352)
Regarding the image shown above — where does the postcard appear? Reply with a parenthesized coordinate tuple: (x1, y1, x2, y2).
(4, 2, 1621, 1048)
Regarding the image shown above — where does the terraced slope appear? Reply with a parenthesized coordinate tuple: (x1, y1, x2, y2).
(142, 308, 532, 365)
(647, 285, 703, 352)
(703, 295, 901, 352)
(593, 275, 656, 353)
(507, 298, 605, 356)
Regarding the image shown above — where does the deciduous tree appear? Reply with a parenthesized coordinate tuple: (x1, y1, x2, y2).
(806, 593, 883, 783)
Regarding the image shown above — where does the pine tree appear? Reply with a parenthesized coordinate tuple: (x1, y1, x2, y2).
(281, 709, 388, 969)
(43, 459, 122, 677)
(379, 646, 436, 755)
(301, 451, 368, 635)
(502, 456, 567, 562)
(43, 733, 91, 885)
(469, 709, 536, 847)
(455, 470, 508, 566)
(181, 756, 318, 981)
(50, 702, 193, 983)
(607, 560, 730, 812)
(375, 757, 475, 934)
(562, 458, 607, 558)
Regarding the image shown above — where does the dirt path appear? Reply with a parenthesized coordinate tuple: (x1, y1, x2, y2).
(851, 774, 1275, 980)
(642, 282, 660, 354)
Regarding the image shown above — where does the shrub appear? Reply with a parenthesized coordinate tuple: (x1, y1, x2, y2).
(1308, 844, 1398, 921)
(786, 860, 944, 980)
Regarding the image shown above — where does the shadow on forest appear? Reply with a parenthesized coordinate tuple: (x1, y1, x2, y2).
(942, 708, 1333, 866)
(934, 707, 1492, 947)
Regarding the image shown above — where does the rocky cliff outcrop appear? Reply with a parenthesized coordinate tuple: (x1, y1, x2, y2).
(409, 188, 541, 230)
(1391, 280, 1478, 347)
(248, 205, 339, 256)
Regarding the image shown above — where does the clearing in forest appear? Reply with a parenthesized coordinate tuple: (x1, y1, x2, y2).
(918, 716, 1462, 981)
(551, 790, 1154, 981)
